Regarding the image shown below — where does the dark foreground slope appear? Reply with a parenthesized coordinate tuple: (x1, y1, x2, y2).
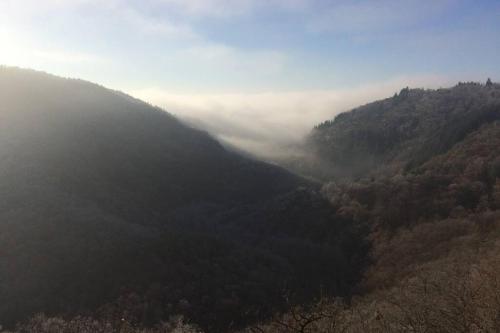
(0, 68, 368, 331)
(299, 82, 500, 180)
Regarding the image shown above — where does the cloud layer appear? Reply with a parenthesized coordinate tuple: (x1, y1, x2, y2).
(133, 74, 452, 159)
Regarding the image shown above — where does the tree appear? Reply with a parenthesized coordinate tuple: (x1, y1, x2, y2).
(486, 78, 493, 87)
(399, 87, 410, 98)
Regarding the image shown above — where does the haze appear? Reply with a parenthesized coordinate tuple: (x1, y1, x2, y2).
(1, 0, 499, 157)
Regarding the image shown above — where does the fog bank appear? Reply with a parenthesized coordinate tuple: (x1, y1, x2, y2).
(132, 75, 452, 160)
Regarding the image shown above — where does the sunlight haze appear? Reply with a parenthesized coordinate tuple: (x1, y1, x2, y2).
(1, 0, 499, 156)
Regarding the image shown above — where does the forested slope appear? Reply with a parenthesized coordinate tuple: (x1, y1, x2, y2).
(247, 81, 500, 332)
(0, 68, 369, 332)
(297, 81, 500, 180)
(5, 70, 499, 333)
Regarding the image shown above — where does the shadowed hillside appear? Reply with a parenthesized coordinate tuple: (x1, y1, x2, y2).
(0, 68, 369, 332)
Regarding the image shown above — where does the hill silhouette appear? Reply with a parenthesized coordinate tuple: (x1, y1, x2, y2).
(0, 67, 368, 332)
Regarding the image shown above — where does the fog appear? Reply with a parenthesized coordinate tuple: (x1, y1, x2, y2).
(132, 75, 451, 160)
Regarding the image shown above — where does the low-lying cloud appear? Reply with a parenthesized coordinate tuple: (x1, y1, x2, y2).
(131, 75, 452, 160)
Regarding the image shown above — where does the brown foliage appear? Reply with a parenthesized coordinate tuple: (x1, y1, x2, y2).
(1, 315, 199, 333)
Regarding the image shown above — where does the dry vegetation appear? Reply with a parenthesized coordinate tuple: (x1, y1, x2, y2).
(245, 243, 500, 332)
(243, 205, 500, 332)
(0, 316, 200, 333)
(243, 93, 500, 332)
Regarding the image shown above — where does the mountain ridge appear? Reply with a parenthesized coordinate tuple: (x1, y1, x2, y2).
(286, 81, 500, 181)
(0, 67, 367, 332)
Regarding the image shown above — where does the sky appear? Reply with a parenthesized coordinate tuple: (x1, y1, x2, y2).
(1, 0, 500, 158)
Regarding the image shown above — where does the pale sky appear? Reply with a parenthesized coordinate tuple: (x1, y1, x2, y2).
(2, 0, 500, 157)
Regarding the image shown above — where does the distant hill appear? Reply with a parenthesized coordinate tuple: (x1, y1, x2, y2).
(0, 67, 368, 332)
(293, 81, 500, 180)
